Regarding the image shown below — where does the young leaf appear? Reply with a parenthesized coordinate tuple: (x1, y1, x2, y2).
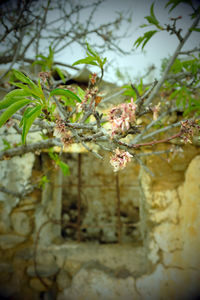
(12, 70, 37, 89)
(38, 175, 49, 189)
(77, 86, 85, 100)
(145, 15, 158, 26)
(165, 0, 191, 12)
(57, 160, 70, 176)
(12, 70, 44, 99)
(9, 82, 41, 101)
(22, 105, 42, 144)
(86, 42, 97, 57)
(134, 30, 157, 49)
(50, 88, 82, 103)
(190, 28, 200, 32)
(72, 57, 99, 66)
(54, 67, 66, 83)
(0, 89, 33, 109)
(63, 97, 76, 106)
(150, 3, 159, 25)
(19, 107, 33, 127)
(0, 99, 32, 127)
(49, 46, 54, 62)
(102, 57, 107, 65)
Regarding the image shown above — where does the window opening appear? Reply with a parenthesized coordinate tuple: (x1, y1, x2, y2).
(61, 153, 140, 244)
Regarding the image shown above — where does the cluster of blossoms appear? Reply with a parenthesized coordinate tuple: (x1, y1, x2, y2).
(180, 119, 200, 144)
(54, 118, 72, 149)
(84, 86, 98, 102)
(109, 98, 137, 136)
(76, 85, 99, 113)
(110, 148, 133, 172)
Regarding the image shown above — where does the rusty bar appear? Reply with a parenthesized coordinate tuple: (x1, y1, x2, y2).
(116, 172, 122, 243)
(77, 153, 82, 242)
(65, 222, 137, 229)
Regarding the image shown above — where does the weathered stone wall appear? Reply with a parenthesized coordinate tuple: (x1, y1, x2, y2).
(0, 133, 200, 299)
(138, 146, 200, 300)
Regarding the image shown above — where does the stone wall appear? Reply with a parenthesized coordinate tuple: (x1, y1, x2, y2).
(0, 135, 200, 299)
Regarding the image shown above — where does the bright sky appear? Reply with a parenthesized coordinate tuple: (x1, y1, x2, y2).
(55, 0, 200, 84)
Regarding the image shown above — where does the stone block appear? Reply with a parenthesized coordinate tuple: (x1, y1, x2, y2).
(11, 211, 31, 235)
(27, 264, 59, 277)
(56, 269, 71, 290)
(57, 268, 139, 300)
(153, 223, 183, 252)
(0, 234, 26, 249)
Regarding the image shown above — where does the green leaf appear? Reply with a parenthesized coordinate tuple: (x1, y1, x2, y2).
(145, 16, 158, 26)
(63, 97, 76, 106)
(165, 0, 192, 12)
(10, 82, 31, 90)
(50, 88, 82, 103)
(150, 3, 159, 25)
(22, 105, 42, 144)
(77, 86, 85, 100)
(10, 82, 42, 101)
(38, 175, 49, 189)
(12, 70, 44, 99)
(143, 30, 158, 49)
(140, 24, 149, 28)
(134, 30, 157, 49)
(54, 67, 66, 83)
(0, 99, 32, 127)
(32, 60, 45, 66)
(36, 54, 47, 60)
(58, 160, 70, 176)
(19, 107, 34, 127)
(102, 57, 107, 65)
(72, 57, 99, 66)
(0, 89, 33, 109)
(49, 46, 54, 62)
(48, 148, 58, 161)
(190, 28, 200, 32)
(12, 70, 37, 90)
(86, 43, 97, 57)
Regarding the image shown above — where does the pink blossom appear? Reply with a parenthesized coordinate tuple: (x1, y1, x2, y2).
(53, 118, 73, 148)
(110, 148, 133, 172)
(109, 99, 137, 136)
(53, 119, 66, 138)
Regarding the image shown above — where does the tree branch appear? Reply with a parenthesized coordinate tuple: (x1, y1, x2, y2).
(144, 13, 200, 106)
(0, 138, 61, 161)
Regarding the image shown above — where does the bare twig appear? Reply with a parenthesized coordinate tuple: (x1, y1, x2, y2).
(118, 131, 182, 149)
(178, 46, 200, 55)
(144, 13, 200, 106)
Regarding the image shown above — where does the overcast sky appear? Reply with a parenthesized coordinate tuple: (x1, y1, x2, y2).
(55, 0, 200, 84)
